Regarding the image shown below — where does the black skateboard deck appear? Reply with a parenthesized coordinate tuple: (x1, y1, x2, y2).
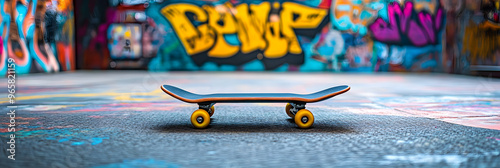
(160, 85, 350, 129)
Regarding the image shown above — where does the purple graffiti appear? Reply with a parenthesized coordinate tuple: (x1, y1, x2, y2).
(369, 1, 443, 46)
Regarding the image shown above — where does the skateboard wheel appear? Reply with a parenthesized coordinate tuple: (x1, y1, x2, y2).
(294, 109, 314, 129)
(191, 109, 211, 128)
(209, 105, 215, 117)
(285, 103, 294, 117)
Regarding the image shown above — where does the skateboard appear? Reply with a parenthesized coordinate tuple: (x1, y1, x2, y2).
(161, 85, 350, 129)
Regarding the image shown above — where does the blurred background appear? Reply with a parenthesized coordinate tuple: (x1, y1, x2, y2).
(1, 0, 499, 76)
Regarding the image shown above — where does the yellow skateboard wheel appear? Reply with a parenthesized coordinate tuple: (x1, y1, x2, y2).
(294, 109, 314, 128)
(285, 103, 294, 117)
(209, 105, 215, 117)
(191, 109, 211, 128)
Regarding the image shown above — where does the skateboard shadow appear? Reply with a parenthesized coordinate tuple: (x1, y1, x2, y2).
(152, 118, 355, 133)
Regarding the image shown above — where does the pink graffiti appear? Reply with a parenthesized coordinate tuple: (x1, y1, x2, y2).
(368, 1, 443, 46)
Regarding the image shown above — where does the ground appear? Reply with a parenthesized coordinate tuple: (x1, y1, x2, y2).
(1, 71, 500, 167)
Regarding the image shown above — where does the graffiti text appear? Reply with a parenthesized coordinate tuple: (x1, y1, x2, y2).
(368, 1, 443, 46)
(161, 2, 328, 69)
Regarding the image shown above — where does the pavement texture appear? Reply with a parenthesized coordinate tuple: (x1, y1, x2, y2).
(1, 71, 500, 167)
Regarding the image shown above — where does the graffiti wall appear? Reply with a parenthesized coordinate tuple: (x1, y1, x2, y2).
(73, 0, 498, 74)
(436, 0, 500, 76)
(0, 0, 75, 75)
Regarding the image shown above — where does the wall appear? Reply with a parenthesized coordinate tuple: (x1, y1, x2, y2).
(73, 0, 500, 74)
(0, 0, 75, 75)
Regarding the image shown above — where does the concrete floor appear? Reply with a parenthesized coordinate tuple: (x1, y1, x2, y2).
(1, 71, 499, 167)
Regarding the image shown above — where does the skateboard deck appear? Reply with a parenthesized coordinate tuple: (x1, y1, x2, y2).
(161, 85, 350, 103)
(160, 84, 350, 129)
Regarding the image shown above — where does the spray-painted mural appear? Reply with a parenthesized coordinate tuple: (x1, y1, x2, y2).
(0, 0, 75, 75)
(369, 1, 443, 47)
(72, 0, 499, 74)
(107, 24, 142, 59)
(147, 0, 446, 71)
(440, 0, 500, 76)
(466, 0, 500, 69)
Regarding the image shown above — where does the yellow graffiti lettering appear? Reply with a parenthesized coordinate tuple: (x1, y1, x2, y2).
(161, 4, 214, 55)
(234, 3, 269, 54)
(204, 4, 239, 58)
(281, 3, 328, 29)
